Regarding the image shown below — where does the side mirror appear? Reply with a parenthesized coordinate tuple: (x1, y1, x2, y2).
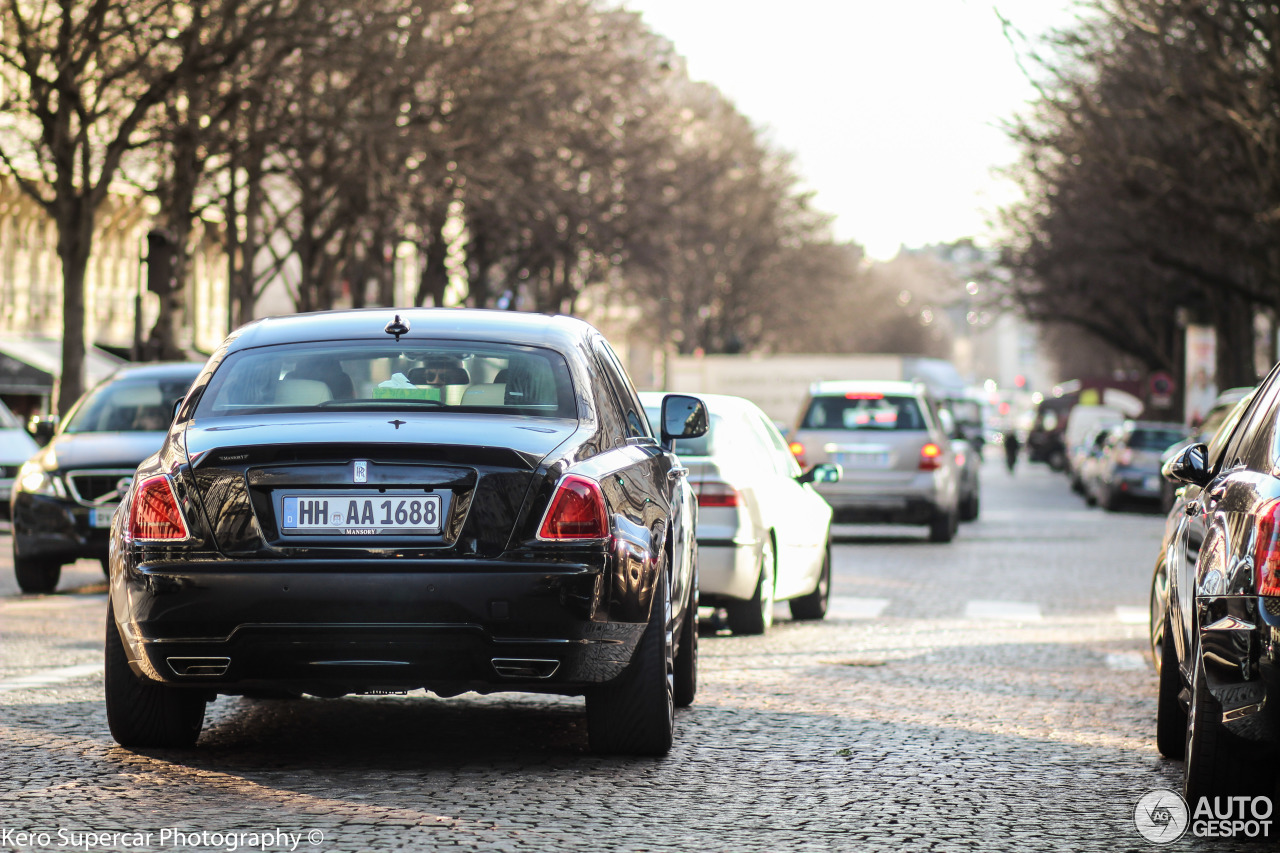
(660, 394, 708, 449)
(1163, 442, 1211, 487)
(30, 415, 58, 445)
(798, 463, 842, 485)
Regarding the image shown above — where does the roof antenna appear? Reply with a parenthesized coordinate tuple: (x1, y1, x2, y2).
(384, 314, 409, 341)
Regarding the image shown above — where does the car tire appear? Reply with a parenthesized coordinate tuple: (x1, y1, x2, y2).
(14, 555, 61, 594)
(1102, 486, 1121, 512)
(673, 573, 697, 709)
(105, 605, 206, 748)
(1183, 636, 1264, 800)
(959, 491, 980, 522)
(790, 538, 831, 621)
(928, 507, 956, 543)
(726, 539, 774, 635)
(586, 563, 674, 756)
(1155, 613, 1187, 759)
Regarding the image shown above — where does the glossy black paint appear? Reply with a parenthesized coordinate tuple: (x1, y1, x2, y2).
(109, 309, 702, 704)
(1154, 366, 1280, 796)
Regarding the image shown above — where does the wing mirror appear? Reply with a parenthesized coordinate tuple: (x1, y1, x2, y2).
(798, 463, 842, 485)
(1163, 442, 1211, 487)
(660, 394, 708, 450)
(29, 415, 58, 445)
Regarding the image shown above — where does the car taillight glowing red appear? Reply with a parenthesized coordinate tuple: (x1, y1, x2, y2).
(697, 482, 740, 508)
(1254, 499, 1280, 596)
(129, 475, 190, 540)
(538, 474, 608, 539)
(789, 441, 806, 467)
(919, 443, 943, 471)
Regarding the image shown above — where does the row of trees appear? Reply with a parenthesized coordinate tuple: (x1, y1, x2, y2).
(1, 0, 913, 414)
(998, 0, 1280, 390)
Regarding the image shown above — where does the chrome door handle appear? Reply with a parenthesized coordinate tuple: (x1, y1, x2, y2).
(668, 467, 688, 481)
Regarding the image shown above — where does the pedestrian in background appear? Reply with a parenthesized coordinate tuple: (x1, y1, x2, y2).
(1004, 430, 1020, 473)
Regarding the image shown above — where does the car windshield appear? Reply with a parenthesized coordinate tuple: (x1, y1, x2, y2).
(63, 374, 197, 433)
(643, 406, 717, 456)
(1130, 428, 1186, 451)
(194, 342, 577, 419)
(802, 394, 926, 431)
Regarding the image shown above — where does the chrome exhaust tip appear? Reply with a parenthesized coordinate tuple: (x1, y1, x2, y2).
(491, 658, 560, 679)
(167, 657, 230, 677)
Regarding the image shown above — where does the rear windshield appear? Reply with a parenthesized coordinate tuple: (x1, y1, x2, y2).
(801, 394, 927, 431)
(194, 343, 577, 419)
(643, 407, 717, 456)
(1130, 428, 1185, 451)
(64, 372, 199, 433)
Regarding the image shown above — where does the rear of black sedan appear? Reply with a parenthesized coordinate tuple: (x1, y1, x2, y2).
(105, 309, 707, 755)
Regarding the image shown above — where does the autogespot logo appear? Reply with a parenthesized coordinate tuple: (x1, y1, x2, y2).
(1134, 789, 1189, 844)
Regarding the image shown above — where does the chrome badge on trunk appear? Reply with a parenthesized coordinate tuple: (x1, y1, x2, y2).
(353, 461, 368, 483)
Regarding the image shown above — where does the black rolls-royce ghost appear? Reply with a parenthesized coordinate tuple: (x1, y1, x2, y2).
(1156, 359, 1280, 801)
(105, 309, 707, 756)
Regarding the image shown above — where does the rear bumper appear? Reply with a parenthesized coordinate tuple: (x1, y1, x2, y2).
(815, 475, 948, 525)
(112, 560, 646, 697)
(1199, 595, 1280, 748)
(697, 539, 759, 602)
(1109, 468, 1163, 501)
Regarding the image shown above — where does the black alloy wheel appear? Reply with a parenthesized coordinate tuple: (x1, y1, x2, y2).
(790, 539, 832, 621)
(726, 538, 774, 635)
(14, 555, 61, 594)
(928, 506, 956, 543)
(586, 561, 675, 755)
(104, 605, 206, 748)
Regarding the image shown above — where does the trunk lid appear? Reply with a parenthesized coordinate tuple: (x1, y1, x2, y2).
(183, 413, 576, 558)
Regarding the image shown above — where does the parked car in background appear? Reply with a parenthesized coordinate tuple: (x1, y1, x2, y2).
(1153, 367, 1280, 801)
(104, 310, 707, 756)
(938, 407, 981, 522)
(1073, 424, 1119, 501)
(0, 398, 38, 518)
(1064, 405, 1124, 487)
(1088, 420, 1189, 511)
(639, 392, 839, 635)
(10, 362, 203, 593)
(789, 380, 960, 542)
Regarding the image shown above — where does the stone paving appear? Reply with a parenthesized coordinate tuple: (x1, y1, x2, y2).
(0, 460, 1265, 851)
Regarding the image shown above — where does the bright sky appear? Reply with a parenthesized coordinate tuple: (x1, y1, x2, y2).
(623, 1, 1081, 259)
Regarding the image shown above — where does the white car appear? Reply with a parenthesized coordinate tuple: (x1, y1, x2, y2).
(640, 392, 839, 635)
(0, 398, 37, 517)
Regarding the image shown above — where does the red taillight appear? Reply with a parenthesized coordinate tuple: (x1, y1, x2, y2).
(1255, 499, 1280, 595)
(789, 441, 806, 467)
(128, 475, 190, 540)
(697, 482, 740, 508)
(919, 443, 944, 471)
(845, 392, 884, 400)
(538, 474, 608, 540)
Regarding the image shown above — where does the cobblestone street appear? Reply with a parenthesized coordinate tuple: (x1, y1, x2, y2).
(0, 457, 1248, 851)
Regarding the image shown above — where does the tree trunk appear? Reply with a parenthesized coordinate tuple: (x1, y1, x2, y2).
(56, 208, 94, 415)
(415, 203, 450, 307)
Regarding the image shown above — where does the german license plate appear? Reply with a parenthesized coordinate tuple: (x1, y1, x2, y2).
(1144, 476, 1161, 492)
(89, 507, 117, 529)
(281, 494, 442, 534)
(836, 452, 890, 470)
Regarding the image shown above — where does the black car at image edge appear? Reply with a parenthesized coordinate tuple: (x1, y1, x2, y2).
(105, 308, 708, 756)
(1155, 363, 1280, 801)
(11, 361, 204, 593)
